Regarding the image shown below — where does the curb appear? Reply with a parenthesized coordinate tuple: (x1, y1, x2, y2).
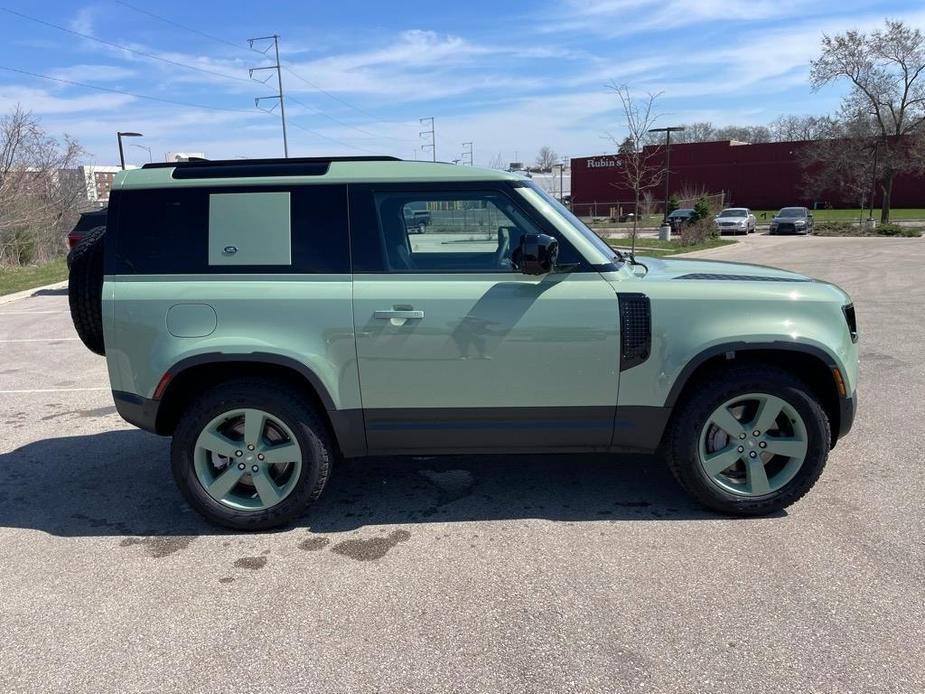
(0, 280, 68, 306)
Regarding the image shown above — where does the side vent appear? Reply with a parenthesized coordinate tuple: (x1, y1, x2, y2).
(618, 293, 651, 371)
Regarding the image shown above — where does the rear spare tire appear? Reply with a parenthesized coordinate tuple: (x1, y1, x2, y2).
(67, 225, 106, 356)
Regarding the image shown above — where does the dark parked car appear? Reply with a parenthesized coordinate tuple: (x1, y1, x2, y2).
(667, 208, 696, 229)
(769, 207, 813, 235)
(67, 208, 108, 250)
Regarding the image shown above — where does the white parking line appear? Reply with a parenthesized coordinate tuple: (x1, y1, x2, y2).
(0, 387, 109, 393)
(0, 310, 68, 315)
(0, 338, 80, 343)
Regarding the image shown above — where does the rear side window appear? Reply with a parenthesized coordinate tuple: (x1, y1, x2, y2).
(112, 185, 349, 274)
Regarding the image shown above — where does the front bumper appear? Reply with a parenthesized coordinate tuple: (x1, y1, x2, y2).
(838, 390, 857, 443)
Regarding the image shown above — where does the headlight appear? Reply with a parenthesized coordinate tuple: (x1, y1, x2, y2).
(795, 220, 806, 226)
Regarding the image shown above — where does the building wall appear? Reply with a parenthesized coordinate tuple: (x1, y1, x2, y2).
(571, 139, 925, 212)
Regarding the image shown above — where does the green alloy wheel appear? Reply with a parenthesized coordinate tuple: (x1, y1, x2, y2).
(172, 379, 333, 530)
(698, 393, 808, 497)
(194, 408, 303, 510)
(666, 366, 830, 516)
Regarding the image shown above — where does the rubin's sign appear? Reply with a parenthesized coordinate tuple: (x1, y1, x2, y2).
(585, 157, 621, 169)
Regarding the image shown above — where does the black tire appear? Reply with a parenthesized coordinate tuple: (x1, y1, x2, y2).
(666, 365, 830, 516)
(67, 225, 107, 356)
(171, 379, 333, 531)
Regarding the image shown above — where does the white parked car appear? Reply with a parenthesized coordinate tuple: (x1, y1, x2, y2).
(715, 208, 756, 235)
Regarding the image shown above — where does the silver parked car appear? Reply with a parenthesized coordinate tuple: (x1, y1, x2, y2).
(715, 207, 756, 235)
(769, 207, 814, 235)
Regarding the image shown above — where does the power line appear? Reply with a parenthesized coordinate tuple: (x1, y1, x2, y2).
(113, 0, 245, 51)
(286, 94, 416, 145)
(0, 64, 256, 113)
(111, 1, 420, 138)
(286, 120, 380, 155)
(0, 7, 251, 85)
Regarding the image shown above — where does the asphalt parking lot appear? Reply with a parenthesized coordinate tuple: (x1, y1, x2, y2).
(1, 234, 924, 693)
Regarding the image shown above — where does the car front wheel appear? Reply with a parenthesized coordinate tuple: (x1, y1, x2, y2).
(666, 366, 830, 516)
(171, 379, 333, 530)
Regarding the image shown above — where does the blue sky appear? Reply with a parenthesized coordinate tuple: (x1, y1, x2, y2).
(1, 0, 924, 167)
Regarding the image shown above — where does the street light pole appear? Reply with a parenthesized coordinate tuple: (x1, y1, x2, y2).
(117, 131, 143, 169)
(648, 126, 685, 224)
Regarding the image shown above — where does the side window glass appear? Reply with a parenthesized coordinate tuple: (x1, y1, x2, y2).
(373, 191, 578, 273)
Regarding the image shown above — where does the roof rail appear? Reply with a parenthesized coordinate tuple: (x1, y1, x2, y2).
(142, 155, 400, 170)
(140, 155, 402, 180)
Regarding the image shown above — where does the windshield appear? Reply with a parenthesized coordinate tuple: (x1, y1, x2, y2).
(669, 209, 694, 217)
(718, 209, 746, 218)
(777, 208, 805, 218)
(524, 182, 619, 262)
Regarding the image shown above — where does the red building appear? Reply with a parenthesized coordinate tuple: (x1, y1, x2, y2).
(571, 139, 925, 214)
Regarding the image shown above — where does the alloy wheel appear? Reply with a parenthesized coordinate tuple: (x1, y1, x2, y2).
(193, 408, 303, 510)
(698, 393, 808, 497)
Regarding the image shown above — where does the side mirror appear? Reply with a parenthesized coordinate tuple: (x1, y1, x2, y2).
(512, 233, 559, 275)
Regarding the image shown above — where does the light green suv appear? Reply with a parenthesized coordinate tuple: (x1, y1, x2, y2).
(67, 156, 858, 529)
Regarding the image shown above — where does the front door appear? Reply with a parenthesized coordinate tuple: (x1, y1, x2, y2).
(349, 184, 621, 454)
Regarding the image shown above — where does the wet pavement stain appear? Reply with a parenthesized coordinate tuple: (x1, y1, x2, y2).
(41, 411, 74, 421)
(78, 406, 118, 418)
(331, 529, 410, 561)
(233, 556, 267, 570)
(218, 577, 235, 584)
(120, 536, 194, 558)
(298, 537, 330, 552)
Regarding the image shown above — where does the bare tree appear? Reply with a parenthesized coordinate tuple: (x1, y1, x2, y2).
(487, 151, 505, 169)
(713, 125, 771, 143)
(770, 114, 841, 141)
(676, 121, 716, 143)
(810, 19, 925, 221)
(0, 106, 86, 265)
(534, 145, 558, 172)
(607, 84, 664, 250)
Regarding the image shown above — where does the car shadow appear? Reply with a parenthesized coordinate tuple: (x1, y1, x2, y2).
(0, 429, 763, 537)
(31, 287, 68, 297)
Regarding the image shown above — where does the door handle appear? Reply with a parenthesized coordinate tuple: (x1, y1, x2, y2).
(374, 309, 424, 320)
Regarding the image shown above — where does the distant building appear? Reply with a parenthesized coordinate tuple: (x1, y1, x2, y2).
(58, 165, 137, 208)
(571, 138, 925, 213)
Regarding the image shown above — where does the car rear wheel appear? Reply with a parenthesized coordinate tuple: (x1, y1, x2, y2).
(171, 380, 333, 530)
(666, 366, 830, 516)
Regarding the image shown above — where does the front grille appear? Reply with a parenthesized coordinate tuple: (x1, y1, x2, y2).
(618, 293, 651, 372)
(776, 222, 796, 233)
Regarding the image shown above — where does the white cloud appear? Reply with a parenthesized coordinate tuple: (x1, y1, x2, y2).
(0, 86, 134, 114)
(48, 64, 136, 83)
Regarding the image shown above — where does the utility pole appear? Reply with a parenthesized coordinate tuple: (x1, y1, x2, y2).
(462, 141, 473, 166)
(249, 34, 288, 158)
(419, 117, 435, 162)
(648, 126, 686, 223)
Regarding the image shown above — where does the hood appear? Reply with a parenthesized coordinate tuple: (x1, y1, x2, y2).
(772, 216, 806, 223)
(635, 256, 812, 282)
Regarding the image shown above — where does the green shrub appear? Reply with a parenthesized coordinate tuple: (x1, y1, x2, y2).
(691, 197, 712, 223)
(876, 223, 921, 237)
(667, 195, 680, 215)
(813, 221, 855, 236)
(814, 220, 922, 237)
